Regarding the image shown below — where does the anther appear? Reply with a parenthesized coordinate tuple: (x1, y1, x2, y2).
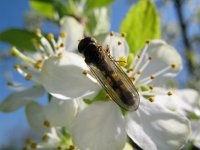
(126, 68, 133, 73)
(14, 64, 20, 69)
(105, 94, 111, 100)
(137, 55, 141, 59)
(109, 32, 114, 36)
(57, 52, 63, 58)
(171, 64, 176, 69)
(112, 73, 120, 80)
(42, 134, 49, 142)
(60, 32, 66, 38)
(118, 57, 127, 67)
(117, 41, 122, 45)
(47, 33, 54, 40)
(148, 56, 152, 60)
(25, 74, 32, 80)
(146, 40, 150, 44)
(35, 28, 42, 37)
(82, 70, 88, 75)
(150, 75, 155, 80)
(60, 42, 64, 47)
(69, 145, 75, 150)
(43, 120, 51, 128)
(148, 97, 154, 102)
(121, 32, 127, 37)
(34, 60, 42, 69)
(57, 146, 62, 150)
(7, 82, 14, 86)
(31, 38, 37, 43)
(129, 76, 135, 81)
(26, 138, 33, 145)
(137, 70, 141, 75)
(30, 142, 37, 149)
(22, 146, 28, 150)
(167, 91, 173, 96)
(149, 86, 154, 90)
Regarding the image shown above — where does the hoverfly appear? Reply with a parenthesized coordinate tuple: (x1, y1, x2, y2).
(78, 37, 140, 111)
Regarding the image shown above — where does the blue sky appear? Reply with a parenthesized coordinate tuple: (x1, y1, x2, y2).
(0, 0, 199, 148)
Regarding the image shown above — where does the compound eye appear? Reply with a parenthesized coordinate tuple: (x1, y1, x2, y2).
(78, 37, 97, 53)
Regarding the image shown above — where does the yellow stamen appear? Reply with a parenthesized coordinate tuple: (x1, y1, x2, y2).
(30, 142, 37, 149)
(25, 74, 32, 80)
(109, 32, 114, 36)
(60, 32, 66, 38)
(150, 75, 155, 80)
(43, 120, 51, 128)
(121, 32, 127, 37)
(171, 64, 176, 69)
(129, 76, 135, 81)
(167, 91, 173, 96)
(47, 33, 54, 40)
(34, 60, 42, 69)
(82, 70, 88, 75)
(148, 97, 154, 102)
(35, 28, 41, 37)
(42, 134, 49, 142)
(118, 57, 127, 67)
(117, 41, 122, 45)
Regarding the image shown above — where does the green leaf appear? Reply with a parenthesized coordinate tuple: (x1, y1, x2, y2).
(30, 0, 68, 20)
(0, 28, 38, 51)
(86, 0, 115, 11)
(120, 0, 160, 54)
(30, 0, 55, 19)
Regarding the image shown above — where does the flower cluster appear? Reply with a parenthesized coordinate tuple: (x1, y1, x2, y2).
(0, 16, 194, 150)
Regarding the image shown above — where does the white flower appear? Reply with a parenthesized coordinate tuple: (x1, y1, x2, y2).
(69, 33, 190, 150)
(0, 16, 99, 112)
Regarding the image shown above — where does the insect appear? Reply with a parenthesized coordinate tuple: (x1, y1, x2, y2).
(78, 37, 140, 111)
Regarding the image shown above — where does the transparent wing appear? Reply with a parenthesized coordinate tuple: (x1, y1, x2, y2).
(86, 52, 140, 111)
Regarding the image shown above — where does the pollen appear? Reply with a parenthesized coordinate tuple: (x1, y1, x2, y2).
(145, 40, 150, 44)
(167, 91, 173, 96)
(109, 32, 114, 36)
(60, 32, 66, 38)
(47, 33, 54, 40)
(129, 76, 135, 81)
(148, 97, 155, 102)
(30, 142, 37, 149)
(82, 70, 88, 75)
(150, 75, 155, 80)
(126, 68, 133, 73)
(42, 134, 49, 142)
(105, 94, 111, 100)
(149, 86, 154, 90)
(43, 120, 51, 128)
(117, 41, 122, 45)
(112, 73, 120, 81)
(137, 55, 141, 59)
(137, 70, 141, 75)
(14, 64, 20, 69)
(69, 145, 75, 150)
(35, 28, 41, 37)
(7, 82, 14, 86)
(25, 74, 32, 80)
(26, 138, 33, 145)
(60, 42, 64, 47)
(148, 56, 152, 60)
(118, 57, 127, 67)
(121, 32, 127, 37)
(34, 60, 42, 69)
(171, 64, 176, 69)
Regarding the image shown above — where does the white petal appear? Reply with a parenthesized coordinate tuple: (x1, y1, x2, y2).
(92, 7, 110, 35)
(102, 33, 129, 59)
(155, 88, 200, 115)
(44, 97, 78, 129)
(26, 101, 49, 134)
(191, 120, 200, 148)
(40, 51, 100, 99)
(0, 85, 45, 112)
(72, 101, 127, 150)
(126, 99, 190, 150)
(138, 40, 182, 86)
(60, 16, 84, 52)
